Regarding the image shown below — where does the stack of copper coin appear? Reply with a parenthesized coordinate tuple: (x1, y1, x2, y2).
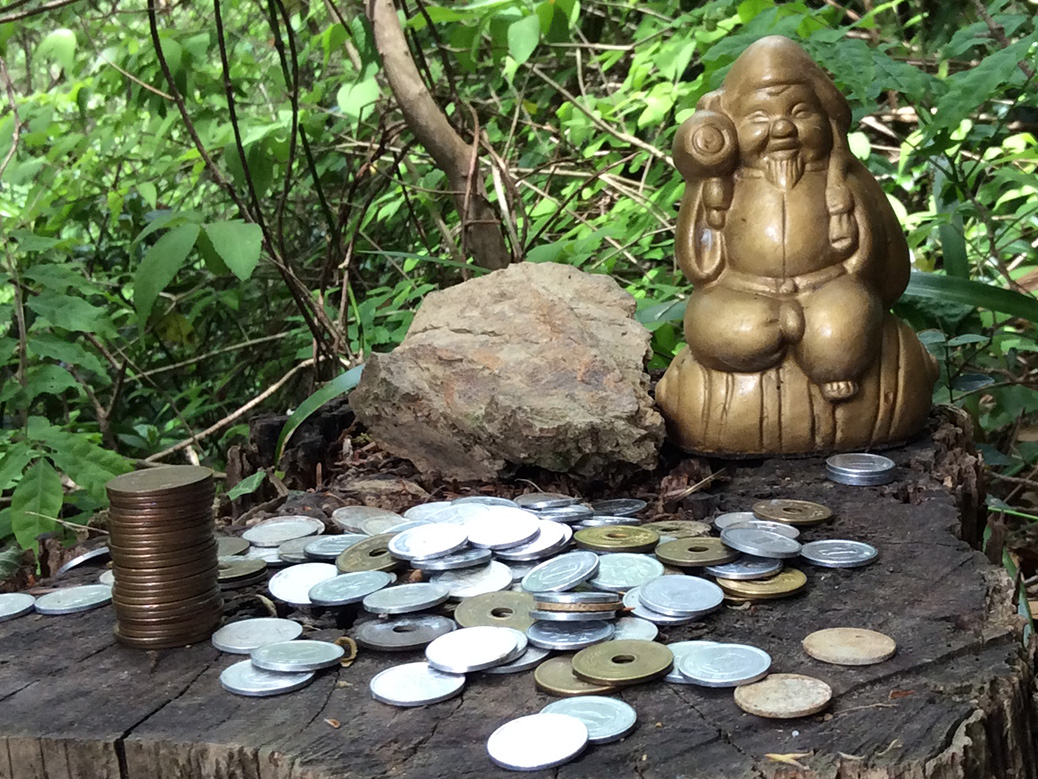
(105, 466, 222, 649)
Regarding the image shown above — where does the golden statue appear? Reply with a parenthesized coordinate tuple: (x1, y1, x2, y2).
(656, 36, 937, 455)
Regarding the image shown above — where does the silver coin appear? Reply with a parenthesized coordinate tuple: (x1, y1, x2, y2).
(720, 527, 802, 559)
(535, 504, 594, 523)
(464, 507, 541, 550)
(487, 713, 588, 771)
(362, 582, 450, 614)
(453, 496, 519, 508)
(588, 553, 664, 593)
(267, 562, 338, 606)
(250, 639, 344, 672)
(529, 609, 618, 622)
(664, 640, 719, 684)
(622, 587, 642, 608)
(724, 519, 800, 539)
(402, 502, 454, 522)
(430, 561, 513, 600)
(388, 524, 468, 561)
(535, 591, 620, 606)
(589, 498, 647, 517)
(613, 617, 659, 642)
(34, 584, 112, 615)
(413, 547, 492, 572)
(498, 627, 530, 664)
(677, 642, 771, 687)
(630, 602, 697, 625)
(276, 536, 313, 564)
(245, 545, 285, 566)
(483, 644, 551, 675)
(369, 661, 465, 707)
(383, 520, 433, 535)
(98, 570, 115, 586)
(704, 556, 784, 581)
(826, 453, 896, 485)
(331, 506, 400, 532)
(211, 617, 303, 654)
(515, 492, 580, 511)
(638, 575, 724, 617)
(713, 511, 758, 529)
(506, 561, 538, 582)
(801, 539, 878, 568)
(522, 551, 600, 593)
(493, 520, 571, 561)
(577, 515, 636, 528)
(243, 516, 324, 548)
(220, 659, 314, 697)
(304, 534, 367, 561)
(307, 571, 395, 606)
(354, 614, 456, 651)
(0, 592, 36, 622)
(542, 696, 637, 744)
(426, 626, 520, 673)
(526, 619, 614, 651)
(56, 546, 110, 575)
(360, 515, 421, 536)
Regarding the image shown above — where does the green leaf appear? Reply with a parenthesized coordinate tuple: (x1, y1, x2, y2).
(203, 221, 263, 281)
(26, 291, 108, 333)
(44, 439, 132, 504)
(507, 14, 541, 65)
(938, 215, 969, 279)
(133, 223, 200, 329)
(227, 470, 266, 500)
(10, 459, 63, 555)
(904, 272, 1038, 324)
(337, 76, 380, 121)
(0, 441, 35, 491)
(27, 334, 108, 379)
(25, 364, 80, 399)
(139, 182, 158, 210)
(37, 28, 76, 73)
(275, 364, 364, 463)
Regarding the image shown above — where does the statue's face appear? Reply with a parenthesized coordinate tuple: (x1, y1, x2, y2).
(732, 83, 832, 172)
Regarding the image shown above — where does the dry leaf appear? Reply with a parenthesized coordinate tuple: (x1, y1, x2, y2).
(325, 719, 341, 729)
(765, 752, 813, 769)
(889, 689, 915, 699)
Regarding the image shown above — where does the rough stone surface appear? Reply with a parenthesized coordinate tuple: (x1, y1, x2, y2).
(350, 262, 665, 481)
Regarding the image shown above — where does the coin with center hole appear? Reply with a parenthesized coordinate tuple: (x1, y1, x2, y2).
(637, 575, 724, 617)
(34, 584, 112, 615)
(800, 539, 878, 568)
(483, 643, 551, 675)
(713, 511, 758, 529)
(704, 556, 783, 581)
(534, 656, 617, 696)
(276, 536, 314, 564)
(541, 695, 637, 744)
(734, 673, 833, 718)
(526, 620, 614, 651)
(331, 506, 401, 533)
(572, 639, 673, 686)
(362, 582, 450, 615)
(304, 534, 367, 561)
(307, 570, 395, 606)
(353, 614, 454, 651)
(613, 617, 659, 642)
(663, 640, 719, 683)
(425, 625, 520, 673)
(753, 499, 832, 526)
(388, 524, 468, 561)
(402, 502, 455, 522)
(487, 712, 588, 772)
(220, 659, 314, 697)
(267, 563, 337, 606)
(454, 590, 535, 631)
(515, 493, 580, 511)
(677, 642, 771, 687)
(655, 537, 739, 568)
(588, 553, 664, 593)
(0, 592, 36, 622)
(522, 551, 600, 593)
(242, 516, 324, 548)
(413, 547, 492, 572)
(641, 520, 711, 539)
(589, 498, 647, 517)
(217, 537, 249, 557)
(715, 568, 808, 600)
(724, 519, 800, 539)
(336, 533, 402, 573)
(826, 453, 896, 486)
(369, 661, 465, 707)
(802, 627, 897, 665)
(210, 617, 303, 654)
(720, 527, 803, 559)
(430, 561, 513, 599)
(250, 639, 344, 672)
(574, 525, 660, 553)
(464, 507, 541, 550)
(494, 520, 571, 561)
(453, 495, 519, 508)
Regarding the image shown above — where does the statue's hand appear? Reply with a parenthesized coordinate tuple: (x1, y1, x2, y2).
(673, 111, 738, 182)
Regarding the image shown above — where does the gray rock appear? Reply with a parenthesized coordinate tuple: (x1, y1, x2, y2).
(351, 262, 664, 481)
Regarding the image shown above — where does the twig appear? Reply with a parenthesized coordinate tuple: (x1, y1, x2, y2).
(98, 52, 172, 99)
(131, 332, 293, 381)
(990, 471, 1038, 490)
(662, 470, 727, 503)
(0, 55, 21, 182)
(0, 0, 81, 24)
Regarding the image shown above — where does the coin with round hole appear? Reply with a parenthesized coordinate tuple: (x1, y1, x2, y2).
(715, 568, 808, 600)
(655, 537, 739, 568)
(752, 499, 832, 526)
(453, 590, 535, 631)
(534, 656, 618, 697)
(640, 520, 711, 539)
(571, 639, 674, 686)
(336, 534, 403, 573)
(574, 525, 660, 553)
(354, 615, 456, 651)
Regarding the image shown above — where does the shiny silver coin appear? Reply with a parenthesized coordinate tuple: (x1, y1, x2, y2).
(677, 642, 772, 687)
(307, 571, 395, 606)
(713, 511, 758, 530)
(535, 591, 620, 606)
(630, 602, 697, 626)
(576, 515, 636, 528)
(613, 617, 659, 642)
(588, 553, 664, 593)
(34, 584, 112, 615)
(304, 534, 367, 561)
(430, 560, 513, 600)
(369, 661, 465, 707)
(589, 498, 647, 518)
(542, 696, 637, 744)
(276, 536, 313, 564)
(267, 562, 338, 606)
(720, 527, 802, 559)
(638, 575, 724, 617)
(362, 582, 450, 614)
(413, 547, 492, 572)
(724, 519, 800, 539)
(56, 546, 110, 575)
(331, 506, 400, 533)
(534, 504, 594, 523)
(515, 492, 580, 511)
(664, 640, 719, 684)
(382, 520, 433, 535)
(0, 592, 36, 622)
(493, 520, 571, 561)
(622, 587, 642, 609)
(360, 515, 421, 536)
(826, 453, 897, 486)
(483, 644, 551, 675)
(529, 609, 618, 622)
(98, 570, 116, 586)
(522, 551, 600, 593)
(250, 639, 344, 672)
(354, 614, 456, 651)
(506, 561, 538, 582)
(220, 659, 314, 697)
(499, 627, 530, 664)
(388, 524, 468, 561)
(704, 556, 783, 581)
(417, 503, 488, 526)
(526, 619, 614, 651)
(464, 507, 541, 550)
(426, 625, 520, 673)
(211, 617, 303, 654)
(487, 713, 588, 771)
(402, 501, 454, 522)
(243, 516, 324, 548)
(453, 496, 519, 508)
(800, 539, 878, 568)
(245, 545, 285, 566)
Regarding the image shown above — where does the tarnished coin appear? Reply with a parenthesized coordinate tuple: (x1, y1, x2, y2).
(454, 590, 535, 631)
(388, 523, 468, 561)
(724, 519, 800, 539)
(250, 639, 344, 672)
(534, 656, 618, 697)
(613, 617, 659, 642)
(267, 562, 338, 606)
(464, 507, 541, 550)
(574, 525, 660, 553)
(494, 520, 571, 561)
(720, 527, 802, 559)
(641, 520, 711, 539)
(535, 504, 594, 523)
(663, 640, 718, 684)
(486, 712, 588, 772)
(589, 498, 647, 517)
(431, 561, 513, 600)
(362, 582, 449, 614)
(211, 617, 302, 654)
(526, 620, 614, 651)
(242, 516, 324, 547)
(0, 592, 36, 622)
(803, 627, 896, 665)
(542, 696, 637, 743)
(34, 584, 112, 615)
(826, 453, 896, 486)
(734, 673, 832, 718)
(369, 661, 465, 707)
(572, 639, 673, 686)
(753, 499, 832, 526)
(453, 495, 519, 508)
(638, 575, 724, 617)
(426, 625, 520, 673)
(276, 536, 314, 564)
(413, 547, 492, 572)
(331, 506, 400, 532)
(588, 553, 664, 593)
(218, 558, 267, 583)
(354, 614, 455, 651)
(800, 539, 878, 568)
(515, 492, 580, 511)
(704, 556, 783, 581)
(713, 511, 758, 529)
(655, 537, 739, 568)
(530, 609, 618, 622)
(522, 551, 600, 593)
(402, 501, 454, 522)
(677, 642, 771, 687)
(217, 536, 250, 557)
(220, 659, 314, 697)
(336, 533, 403, 573)
(716, 568, 808, 600)
(483, 643, 551, 675)
(307, 570, 395, 606)
(304, 534, 367, 561)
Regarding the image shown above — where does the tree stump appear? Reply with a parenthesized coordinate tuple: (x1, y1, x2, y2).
(1, 415, 1033, 779)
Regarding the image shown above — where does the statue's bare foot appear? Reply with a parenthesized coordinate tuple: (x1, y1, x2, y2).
(822, 380, 859, 401)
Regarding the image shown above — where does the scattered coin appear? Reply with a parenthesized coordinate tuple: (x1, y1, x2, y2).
(522, 551, 600, 593)
(34, 584, 112, 615)
(0, 592, 36, 622)
(704, 557, 783, 581)
(216, 537, 250, 557)
(515, 493, 580, 511)
(362, 582, 450, 615)
(589, 553, 664, 593)
(641, 520, 711, 539)
(534, 656, 618, 697)
(402, 502, 454, 522)
(677, 642, 771, 687)
(267, 563, 338, 607)
(572, 639, 673, 686)
(534, 504, 594, 523)
(483, 644, 551, 675)
(369, 661, 465, 707)
(574, 525, 660, 553)
(802, 627, 897, 666)
(354, 614, 456, 651)
(530, 609, 618, 622)
(336, 533, 402, 573)
(487, 712, 588, 772)
(426, 626, 520, 673)
(331, 506, 401, 532)
(431, 561, 513, 600)
(250, 639, 345, 672)
(613, 617, 659, 642)
(245, 546, 284, 566)
(655, 537, 739, 568)
(307, 570, 395, 607)
(526, 619, 615, 651)
(243, 516, 324, 548)
(715, 568, 808, 601)
(413, 547, 493, 572)
(494, 520, 571, 561)
(752, 499, 832, 526)
(638, 575, 724, 617)
(535, 591, 620, 607)
(720, 527, 802, 559)
(220, 659, 314, 697)
(276, 536, 314, 564)
(453, 496, 519, 508)
(629, 601, 698, 626)
(218, 558, 267, 585)
(465, 508, 541, 550)
(388, 524, 468, 561)
(713, 511, 758, 529)
(723, 519, 800, 539)
(55, 546, 111, 575)
(589, 498, 647, 517)
(98, 570, 116, 586)
(826, 453, 896, 486)
(663, 641, 718, 684)
(733, 673, 833, 718)
(304, 534, 367, 561)
(454, 590, 535, 631)
(542, 695, 637, 744)
(800, 539, 878, 568)
(210, 617, 303, 654)
(575, 516, 635, 529)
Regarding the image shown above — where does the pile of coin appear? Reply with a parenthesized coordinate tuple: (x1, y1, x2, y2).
(105, 466, 221, 649)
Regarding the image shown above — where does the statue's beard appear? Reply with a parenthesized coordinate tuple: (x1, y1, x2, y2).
(762, 153, 805, 191)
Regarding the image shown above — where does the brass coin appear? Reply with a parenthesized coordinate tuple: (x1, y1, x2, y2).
(655, 537, 739, 568)
(112, 555, 217, 581)
(113, 593, 223, 617)
(111, 564, 218, 586)
(115, 615, 221, 639)
(217, 558, 267, 582)
(641, 520, 711, 539)
(106, 466, 213, 498)
(336, 533, 404, 573)
(217, 537, 250, 556)
(453, 590, 535, 631)
(734, 673, 832, 719)
(114, 604, 223, 627)
(115, 626, 218, 649)
(752, 499, 832, 526)
(571, 639, 673, 686)
(802, 627, 897, 666)
(108, 540, 217, 569)
(533, 601, 620, 613)
(715, 568, 807, 600)
(106, 530, 215, 551)
(573, 525, 660, 553)
(534, 656, 618, 697)
(108, 510, 214, 528)
(113, 583, 221, 607)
